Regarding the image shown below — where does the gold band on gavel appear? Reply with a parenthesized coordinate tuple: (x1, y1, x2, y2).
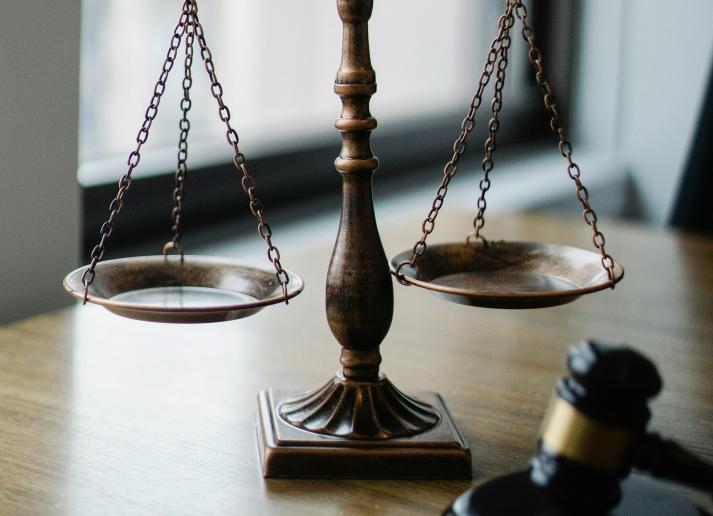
(540, 397, 637, 472)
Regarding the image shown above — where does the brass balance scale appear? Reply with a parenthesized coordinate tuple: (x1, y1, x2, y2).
(64, 0, 624, 478)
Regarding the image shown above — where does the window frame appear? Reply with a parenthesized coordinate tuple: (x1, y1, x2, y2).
(81, 0, 579, 256)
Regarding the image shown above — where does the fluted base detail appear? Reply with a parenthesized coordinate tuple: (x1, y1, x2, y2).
(277, 374, 440, 439)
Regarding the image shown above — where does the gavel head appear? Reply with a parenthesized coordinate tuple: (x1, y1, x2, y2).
(531, 340, 663, 513)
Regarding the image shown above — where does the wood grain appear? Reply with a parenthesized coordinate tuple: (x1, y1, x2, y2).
(1, 212, 711, 514)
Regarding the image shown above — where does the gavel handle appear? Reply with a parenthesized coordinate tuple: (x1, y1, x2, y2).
(635, 432, 713, 496)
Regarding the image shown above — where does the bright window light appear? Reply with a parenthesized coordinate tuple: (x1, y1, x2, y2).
(79, 1, 519, 186)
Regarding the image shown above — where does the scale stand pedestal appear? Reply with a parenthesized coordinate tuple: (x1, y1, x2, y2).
(256, 0, 471, 479)
(257, 389, 470, 479)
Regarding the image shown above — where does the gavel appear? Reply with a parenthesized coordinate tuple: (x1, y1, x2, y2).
(446, 341, 713, 515)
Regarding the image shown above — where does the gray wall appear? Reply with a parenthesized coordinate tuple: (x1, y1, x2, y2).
(618, 0, 713, 225)
(574, 0, 713, 225)
(0, 1, 81, 323)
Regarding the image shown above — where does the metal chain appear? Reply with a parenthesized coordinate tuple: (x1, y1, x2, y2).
(191, 7, 291, 302)
(467, 7, 515, 244)
(395, 1, 516, 284)
(81, 1, 193, 303)
(164, 16, 196, 260)
(514, 1, 616, 286)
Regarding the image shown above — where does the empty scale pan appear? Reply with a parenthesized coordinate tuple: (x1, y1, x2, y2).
(64, 256, 304, 323)
(391, 241, 624, 309)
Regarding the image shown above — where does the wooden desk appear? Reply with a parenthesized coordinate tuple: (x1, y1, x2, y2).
(1, 213, 711, 514)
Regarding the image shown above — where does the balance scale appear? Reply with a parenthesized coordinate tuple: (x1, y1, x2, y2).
(64, 0, 623, 479)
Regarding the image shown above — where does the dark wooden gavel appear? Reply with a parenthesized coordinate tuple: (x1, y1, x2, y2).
(446, 340, 713, 515)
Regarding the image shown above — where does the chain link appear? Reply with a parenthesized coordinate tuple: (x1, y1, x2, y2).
(81, 1, 193, 303)
(81, 0, 291, 305)
(395, 1, 516, 284)
(514, 1, 616, 287)
(164, 14, 196, 260)
(468, 8, 514, 244)
(191, 7, 291, 302)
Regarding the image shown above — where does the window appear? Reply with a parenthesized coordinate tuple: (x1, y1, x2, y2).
(80, 0, 571, 252)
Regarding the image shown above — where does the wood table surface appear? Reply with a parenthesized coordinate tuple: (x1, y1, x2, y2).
(1, 212, 711, 515)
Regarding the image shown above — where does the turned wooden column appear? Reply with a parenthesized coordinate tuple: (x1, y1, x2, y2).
(257, 0, 471, 476)
(277, 0, 440, 440)
(328, 0, 392, 381)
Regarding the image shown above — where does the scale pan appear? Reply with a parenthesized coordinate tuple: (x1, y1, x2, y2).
(64, 255, 304, 323)
(391, 241, 623, 309)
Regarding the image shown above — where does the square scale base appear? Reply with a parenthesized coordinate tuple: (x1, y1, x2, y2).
(256, 389, 472, 479)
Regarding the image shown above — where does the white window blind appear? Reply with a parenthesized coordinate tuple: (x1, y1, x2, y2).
(79, 1, 524, 186)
